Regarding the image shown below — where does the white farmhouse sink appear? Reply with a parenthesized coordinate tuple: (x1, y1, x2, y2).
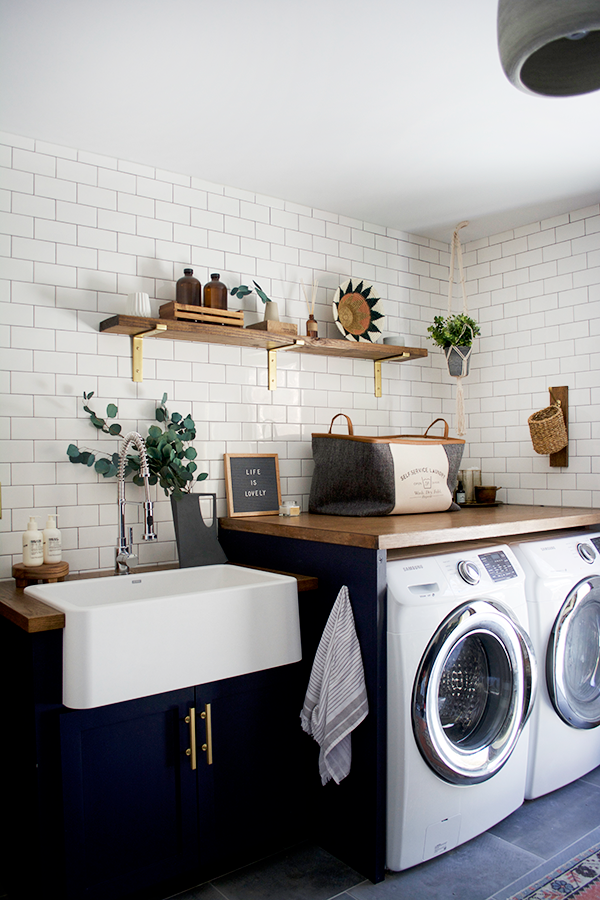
(25, 565, 301, 709)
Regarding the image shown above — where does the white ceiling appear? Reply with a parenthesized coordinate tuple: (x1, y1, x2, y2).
(1, 0, 599, 242)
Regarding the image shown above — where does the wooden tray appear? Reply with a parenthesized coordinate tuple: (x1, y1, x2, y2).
(159, 302, 244, 328)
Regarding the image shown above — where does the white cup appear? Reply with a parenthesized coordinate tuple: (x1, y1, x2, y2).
(127, 292, 152, 317)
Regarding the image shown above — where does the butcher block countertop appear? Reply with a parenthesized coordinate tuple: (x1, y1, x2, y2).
(0, 562, 318, 634)
(3, 505, 599, 634)
(220, 503, 600, 551)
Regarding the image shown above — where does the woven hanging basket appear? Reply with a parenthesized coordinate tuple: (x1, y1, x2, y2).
(528, 402, 568, 455)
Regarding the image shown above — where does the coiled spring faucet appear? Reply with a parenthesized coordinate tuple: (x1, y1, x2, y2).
(115, 431, 157, 574)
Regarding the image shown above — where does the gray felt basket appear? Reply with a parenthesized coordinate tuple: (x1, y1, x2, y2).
(309, 415, 465, 517)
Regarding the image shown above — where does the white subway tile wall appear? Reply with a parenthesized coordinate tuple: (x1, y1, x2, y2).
(1, 132, 599, 577)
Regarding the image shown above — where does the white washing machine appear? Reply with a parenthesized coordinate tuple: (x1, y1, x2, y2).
(511, 530, 600, 800)
(386, 544, 536, 872)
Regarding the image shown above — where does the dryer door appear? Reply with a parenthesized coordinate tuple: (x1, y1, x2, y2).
(547, 575, 600, 729)
(412, 599, 536, 785)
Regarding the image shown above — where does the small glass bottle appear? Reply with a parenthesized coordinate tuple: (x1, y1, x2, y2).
(203, 273, 228, 309)
(456, 480, 466, 504)
(176, 268, 201, 306)
(306, 314, 318, 338)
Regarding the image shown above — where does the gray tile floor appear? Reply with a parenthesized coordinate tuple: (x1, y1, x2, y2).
(169, 765, 600, 900)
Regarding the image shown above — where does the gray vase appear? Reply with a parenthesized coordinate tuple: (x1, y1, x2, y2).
(170, 492, 227, 568)
(444, 345, 472, 377)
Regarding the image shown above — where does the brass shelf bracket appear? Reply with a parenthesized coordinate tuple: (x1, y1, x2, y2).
(374, 353, 410, 397)
(131, 324, 168, 382)
(267, 339, 305, 391)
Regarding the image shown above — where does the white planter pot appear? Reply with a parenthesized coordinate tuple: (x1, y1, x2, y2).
(264, 301, 279, 322)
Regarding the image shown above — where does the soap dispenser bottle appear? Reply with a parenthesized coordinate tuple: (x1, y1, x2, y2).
(23, 516, 44, 566)
(43, 514, 62, 563)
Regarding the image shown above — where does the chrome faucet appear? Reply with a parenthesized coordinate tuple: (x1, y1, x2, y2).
(115, 431, 158, 574)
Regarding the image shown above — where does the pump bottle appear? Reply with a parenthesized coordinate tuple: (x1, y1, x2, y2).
(43, 515, 62, 563)
(23, 516, 44, 566)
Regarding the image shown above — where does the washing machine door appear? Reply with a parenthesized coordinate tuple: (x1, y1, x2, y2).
(547, 575, 600, 729)
(412, 599, 536, 785)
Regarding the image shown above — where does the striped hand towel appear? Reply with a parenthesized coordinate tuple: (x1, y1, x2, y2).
(300, 585, 369, 785)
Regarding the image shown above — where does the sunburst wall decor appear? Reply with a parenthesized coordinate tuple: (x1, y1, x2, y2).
(333, 279, 385, 342)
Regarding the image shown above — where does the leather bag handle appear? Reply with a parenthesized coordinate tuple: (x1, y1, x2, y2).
(328, 413, 354, 435)
(424, 418, 449, 438)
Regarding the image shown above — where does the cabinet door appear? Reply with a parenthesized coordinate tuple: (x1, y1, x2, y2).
(60, 688, 199, 900)
(197, 662, 309, 871)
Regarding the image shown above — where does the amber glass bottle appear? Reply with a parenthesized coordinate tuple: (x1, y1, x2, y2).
(203, 273, 228, 309)
(306, 314, 318, 338)
(176, 268, 201, 306)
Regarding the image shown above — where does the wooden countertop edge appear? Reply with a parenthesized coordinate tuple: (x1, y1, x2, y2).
(5, 505, 599, 633)
(220, 505, 600, 550)
(220, 515, 380, 549)
(377, 511, 600, 549)
(0, 562, 318, 633)
(0, 587, 66, 633)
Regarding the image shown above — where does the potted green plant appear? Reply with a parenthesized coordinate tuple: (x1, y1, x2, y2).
(67, 393, 225, 564)
(426, 313, 480, 376)
(67, 392, 208, 501)
(231, 280, 279, 321)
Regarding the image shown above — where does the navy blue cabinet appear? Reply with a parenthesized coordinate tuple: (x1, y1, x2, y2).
(219, 528, 388, 885)
(0, 612, 308, 900)
(201, 666, 310, 872)
(60, 688, 200, 900)
(59, 665, 308, 899)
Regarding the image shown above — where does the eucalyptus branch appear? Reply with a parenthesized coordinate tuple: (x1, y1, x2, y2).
(66, 391, 208, 500)
(230, 280, 272, 303)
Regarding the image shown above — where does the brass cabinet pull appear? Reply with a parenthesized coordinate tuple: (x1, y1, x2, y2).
(200, 703, 213, 765)
(184, 707, 197, 770)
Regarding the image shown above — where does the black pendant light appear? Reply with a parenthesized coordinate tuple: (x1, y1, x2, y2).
(498, 0, 600, 96)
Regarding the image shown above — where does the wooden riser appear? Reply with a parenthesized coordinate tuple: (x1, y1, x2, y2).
(159, 301, 244, 327)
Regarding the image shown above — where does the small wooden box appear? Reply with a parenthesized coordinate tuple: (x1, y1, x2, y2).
(245, 320, 298, 336)
(159, 302, 244, 328)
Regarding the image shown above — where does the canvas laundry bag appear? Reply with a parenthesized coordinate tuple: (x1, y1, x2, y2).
(309, 415, 465, 517)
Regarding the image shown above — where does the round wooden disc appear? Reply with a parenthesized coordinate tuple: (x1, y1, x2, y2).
(13, 560, 69, 587)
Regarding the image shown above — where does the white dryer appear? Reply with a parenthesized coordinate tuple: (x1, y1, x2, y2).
(511, 530, 600, 800)
(386, 544, 536, 872)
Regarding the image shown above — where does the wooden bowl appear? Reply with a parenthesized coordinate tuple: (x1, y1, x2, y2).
(475, 485, 499, 503)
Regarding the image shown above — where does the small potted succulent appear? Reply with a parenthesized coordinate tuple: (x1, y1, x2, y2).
(427, 313, 480, 376)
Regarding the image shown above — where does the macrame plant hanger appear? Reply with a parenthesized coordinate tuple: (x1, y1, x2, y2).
(447, 221, 470, 436)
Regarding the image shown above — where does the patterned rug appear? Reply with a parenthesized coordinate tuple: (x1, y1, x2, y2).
(509, 844, 600, 899)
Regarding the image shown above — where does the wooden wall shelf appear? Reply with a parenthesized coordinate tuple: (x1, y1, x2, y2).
(99, 315, 428, 394)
